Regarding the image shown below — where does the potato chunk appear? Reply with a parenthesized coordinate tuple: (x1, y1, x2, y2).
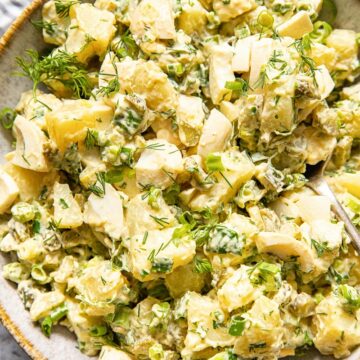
(125, 227, 196, 281)
(190, 150, 255, 210)
(0, 170, 19, 214)
(64, 3, 116, 63)
(53, 182, 83, 229)
(130, 0, 176, 41)
(99, 346, 134, 360)
(135, 139, 183, 189)
(182, 292, 234, 357)
(213, 0, 257, 22)
(218, 265, 262, 312)
(46, 100, 113, 152)
(30, 290, 65, 321)
(277, 11, 313, 39)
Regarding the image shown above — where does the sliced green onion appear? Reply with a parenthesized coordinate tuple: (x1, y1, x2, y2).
(310, 21, 332, 43)
(31, 264, 50, 284)
(225, 78, 249, 94)
(228, 316, 247, 336)
(205, 153, 225, 172)
(0, 107, 17, 129)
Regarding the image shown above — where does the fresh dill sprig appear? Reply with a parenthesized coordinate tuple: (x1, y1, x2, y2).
(113, 30, 139, 59)
(194, 257, 212, 273)
(97, 76, 120, 97)
(89, 172, 106, 197)
(31, 20, 56, 35)
(84, 129, 98, 149)
(54, 0, 79, 18)
(16, 49, 93, 98)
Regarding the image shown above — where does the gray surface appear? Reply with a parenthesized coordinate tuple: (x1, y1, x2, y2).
(0, 2, 31, 359)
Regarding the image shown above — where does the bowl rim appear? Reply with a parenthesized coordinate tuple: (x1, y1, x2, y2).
(0, 2, 47, 358)
(0, 0, 45, 54)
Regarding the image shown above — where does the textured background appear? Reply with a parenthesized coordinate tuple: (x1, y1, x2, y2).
(0, 2, 31, 358)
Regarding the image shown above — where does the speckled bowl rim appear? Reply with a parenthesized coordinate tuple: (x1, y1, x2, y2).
(0, 2, 47, 358)
(0, 0, 45, 54)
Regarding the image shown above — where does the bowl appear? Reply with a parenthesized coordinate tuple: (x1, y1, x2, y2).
(0, 1, 359, 359)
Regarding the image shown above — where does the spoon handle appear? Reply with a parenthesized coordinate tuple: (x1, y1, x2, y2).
(307, 177, 360, 253)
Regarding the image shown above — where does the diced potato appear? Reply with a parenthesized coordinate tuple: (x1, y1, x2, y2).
(341, 83, 360, 102)
(232, 36, 256, 73)
(12, 116, 49, 172)
(197, 109, 232, 159)
(17, 237, 45, 263)
(53, 182, 83, 229)
(313, 294, 360, 358)
(72, 258, 128, 316)
(3, 155, 58, 202)
(125, 193, 176, 236)
(99, 346, 134, 360)
(115, 59, 178, 112)
(310, 220, 343, 250)
(277, 11, 313, 39)
(84, 183, 125, 239)
(336, 171, 360, 198)
(178, 0, 208, 35)
(42, 0, 69, 46)
(46, 100, 113, 152)
(255, 232, 315, 272)
(64, 3, 116, 63)
(326, 29, 358, 59)
(296, 195, 331, 223)
(218, 265, 262, 312)
(165, 263, 206, 298)
(30, 290, 65, 321)
(249, 38, 274, 87)
(177, 95, 205, 147)
(315, 65, 335, 100)
(135, 139, 183, 189)
(182, 292, 234, 357)
(303, 126, 336, 165)
(129, 0, 176, 41)
(66, 299, 103, 356)
(220, 101, 240, 122)
(310, 43, 337, 72)
(0, 170, 19, 214)
(234, 296, 283, 359)
(213, 0, 257, 22)
(190, 150, 255, 210)
(125, 227, 196, 281)
(209, 44, 235, 105)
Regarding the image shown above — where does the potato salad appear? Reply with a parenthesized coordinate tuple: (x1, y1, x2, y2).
(1, 0, 360, 359)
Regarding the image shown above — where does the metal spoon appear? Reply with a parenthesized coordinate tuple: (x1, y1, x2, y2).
(305, 155, 360, 253)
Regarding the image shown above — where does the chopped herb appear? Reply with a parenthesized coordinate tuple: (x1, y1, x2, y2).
(205, 153, 225, 172)
(249, 342, 266, 351)
(228, 316, 246, 336)
(151, 257, 173, 273)
(206, 225, 242, 255)
(149, 215, 170, 228)
(32, 220, 41, 234)
(225, 78, 249, 95)
(311, 238, 330, 257)
(194, 257, 212, 273)
(31, 20, 56, 35)
(16, 50, 92, 98)
(105, 168, 124, 184)
(97, 76, 120, 97)
(54, 0, 79, 18)
(89, 172, 106, 197)
(338, 285, 360, 312)
(84, 128, 98, 149)
(89, 325, 108, 337)
(113, 31, 139, 59)
(59, 198, 69, 209)
(0, 107, 16, 129)
(40, 303, 68, 337)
